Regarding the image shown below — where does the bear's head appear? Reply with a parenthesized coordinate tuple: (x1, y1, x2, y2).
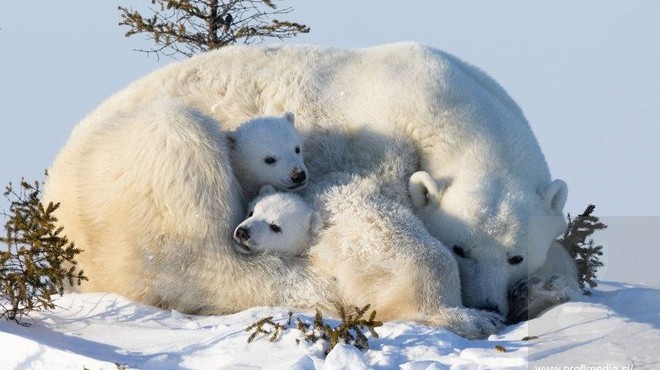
(232, 185, 321, 255)
(408, 171, 568, 317)
(228, 112, 308, 195)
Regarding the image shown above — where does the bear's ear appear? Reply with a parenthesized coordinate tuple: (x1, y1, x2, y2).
(282, 112, 295, 126)
(258, 185, 277, 197)
(540, 179, 568, 213)
(310, 211, 324, 235)
(408, 171, 445, 209)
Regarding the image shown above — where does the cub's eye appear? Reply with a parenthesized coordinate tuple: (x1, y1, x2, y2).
(452, 245, 468, 259)
(508, 256, 524, 265)
(264, 156, 277, 165)
(248, 211, 254, 217)
(295, 146, 301, 154)
(270, 224, 281, 233)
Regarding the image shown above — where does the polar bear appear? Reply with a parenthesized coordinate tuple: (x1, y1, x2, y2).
(233, 185, 319, 255)
(228, 112, 307, 197)
(44, 43, 574, 336)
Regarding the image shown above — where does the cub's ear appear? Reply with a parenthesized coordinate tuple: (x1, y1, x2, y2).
(258, 185, 277, 197)
(408, 171, 444, 209)
(310, 211, 324, 235)
(540, 179, 568, 213)
(282, 112, 295, 126)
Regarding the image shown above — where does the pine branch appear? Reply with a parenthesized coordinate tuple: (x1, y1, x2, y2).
(558, 204, 607, 294)
(118, 0, 309, 59)
(245, 315, 287, 342)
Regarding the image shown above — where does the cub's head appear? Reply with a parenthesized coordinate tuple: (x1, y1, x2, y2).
(233, 185, 321, 255)
(408, 171, 568, 317)
(228, 112, 307, 194)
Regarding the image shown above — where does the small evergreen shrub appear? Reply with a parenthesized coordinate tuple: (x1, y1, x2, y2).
(0, 179, 87, 325)
(558, 204, 607, 295)
(246, 304, 383, 355)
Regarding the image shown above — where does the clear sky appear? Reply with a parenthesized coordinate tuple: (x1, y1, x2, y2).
(1, 2, 659, 284)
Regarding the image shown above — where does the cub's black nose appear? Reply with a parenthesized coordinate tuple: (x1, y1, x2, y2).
(235, 227, 250, 241)
(291, 170, 307, 184)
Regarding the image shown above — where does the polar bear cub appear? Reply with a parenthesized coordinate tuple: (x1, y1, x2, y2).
(233, 185, 319, 255)
(227, 112, 308, 197)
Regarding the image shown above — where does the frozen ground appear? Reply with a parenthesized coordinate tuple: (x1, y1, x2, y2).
(1, 281, 658, 369)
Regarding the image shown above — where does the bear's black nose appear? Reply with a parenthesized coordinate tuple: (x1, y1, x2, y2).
(291, 170, 307, 184)
(235, 227, 250, 241)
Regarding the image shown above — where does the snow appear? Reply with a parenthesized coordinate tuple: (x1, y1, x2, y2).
(1, 281, 657, 369)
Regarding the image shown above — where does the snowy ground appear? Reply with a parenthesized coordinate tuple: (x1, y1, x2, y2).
(1, 281, 658, 370)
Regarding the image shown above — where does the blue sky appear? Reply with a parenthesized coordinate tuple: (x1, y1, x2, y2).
(1, 1, 659, 284)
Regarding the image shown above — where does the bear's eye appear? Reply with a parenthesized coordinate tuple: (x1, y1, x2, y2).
(452, 245, 468, 259)
(295, 146, 301, 154)
(270, 224, 281, 233)
(508, 255, 524, 265)
(248, 211, 254, 217)
(264, 156, 277, 165)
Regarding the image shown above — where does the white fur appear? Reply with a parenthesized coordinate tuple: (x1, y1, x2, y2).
(228, 112, 307, 197)
(44, 43, 574, 336)
(233, 185, 317, 255)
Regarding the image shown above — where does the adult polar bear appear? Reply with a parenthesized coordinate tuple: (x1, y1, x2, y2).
(44, 43, 572, 335)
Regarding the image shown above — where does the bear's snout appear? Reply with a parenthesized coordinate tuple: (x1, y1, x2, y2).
(235, 227, 250, 242)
